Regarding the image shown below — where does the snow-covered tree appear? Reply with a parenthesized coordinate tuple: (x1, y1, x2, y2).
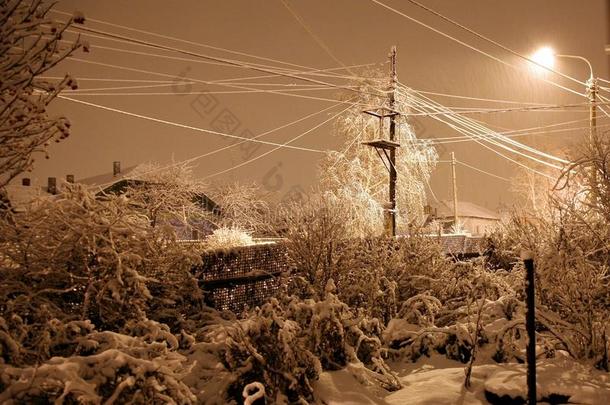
(0, 0, 85, 187)
(120, 163, 213, 234)
(319, 69, 437, 234)
(207, 181, 269, 234)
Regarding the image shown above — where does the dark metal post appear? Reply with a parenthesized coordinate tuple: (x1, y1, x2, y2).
(522, 251, 536, 404)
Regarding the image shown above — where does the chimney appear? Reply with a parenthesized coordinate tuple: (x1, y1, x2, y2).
(47, 177, 57, 194)
(66, 174, 75, 184)
(113, 161, 121, 177)
(21, 178, 30, 186)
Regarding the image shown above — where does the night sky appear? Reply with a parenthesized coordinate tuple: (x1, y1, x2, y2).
(34, 0, 610, 210)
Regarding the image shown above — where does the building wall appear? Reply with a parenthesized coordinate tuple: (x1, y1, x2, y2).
(461, 217, 500, 236)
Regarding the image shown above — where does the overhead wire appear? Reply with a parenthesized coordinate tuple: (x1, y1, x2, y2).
(411, 98, 565, 171)
(64, 25, 388, 98)
(367, 0, 586, 99)
(50, 8, 578, 183)
(58, 95, 330, 153)
(457, 160, 510, 182)
(411, 88, 555, 106)
(65, 81, 195, 92)
(66, 57, 383, 106)
(50, 8, 355, 75)
(39, 77, 178, 83)
(63, 87, 347, 96)
(595, 94, 610, 119)
(60, 34, 376, 82)
(57, 26, 371, 86)
(400, 102, 596, 116)
(204, 105, 351, 178)
(278, 0, 354, 75)
(399, 91, 562, 177)
(422, 121, 610, 145)
(399, 85, 570, 165)
(87, 102, 345, 190)
(401, 0, 586, 87)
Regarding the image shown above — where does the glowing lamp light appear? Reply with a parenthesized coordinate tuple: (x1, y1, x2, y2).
(531, 47, 555, 69)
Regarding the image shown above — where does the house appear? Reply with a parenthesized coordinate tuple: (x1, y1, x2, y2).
(77, 162, 220, 239)
(1, 176, 70, 213)
(2, 162, 220, 239)
(425, 200, 501, 236)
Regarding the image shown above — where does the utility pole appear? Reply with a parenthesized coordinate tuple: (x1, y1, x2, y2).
(362, 46, 400, 237)
(587, 77, 598, 141)
(388, 46, 398, 236)
(451, 152, 459, 228)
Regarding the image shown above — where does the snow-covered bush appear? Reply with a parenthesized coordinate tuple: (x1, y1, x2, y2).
(187, 298, 322, 404)
(0, 323, 196, 403)
(123, 163, 213, 234)
(204, 227, 254, 251)
(207, 181, 269, 234)
(487, 184, 610, 365)
(0, 185, 202, 362)
(188, 288, 401, 404)
(382, 258, 529, 365)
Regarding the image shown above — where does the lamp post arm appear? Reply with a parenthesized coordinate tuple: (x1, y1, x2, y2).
(556, 54, 594, 80)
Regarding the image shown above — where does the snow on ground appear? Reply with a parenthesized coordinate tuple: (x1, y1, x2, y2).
(315, 354, 610, 404)
(314, 362, 389, 405)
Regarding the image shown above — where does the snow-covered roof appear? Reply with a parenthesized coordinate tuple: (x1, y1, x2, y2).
(77, 165, 139, 191)
(430, 200, 500, 220)
(3, 183, 62, 212)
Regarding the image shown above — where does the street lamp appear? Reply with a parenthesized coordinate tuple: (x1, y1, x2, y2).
(531, 47, 598, 140)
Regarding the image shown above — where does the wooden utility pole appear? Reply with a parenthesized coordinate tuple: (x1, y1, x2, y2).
(588, 77, 598, 141)
(451, 152, 459, 228)
(362, 46, 400, 237)
(388, 46, 398, 236)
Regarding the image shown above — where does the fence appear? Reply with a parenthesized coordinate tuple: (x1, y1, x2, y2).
(193, 235, 487, 313)
(193, 241, 291, 313)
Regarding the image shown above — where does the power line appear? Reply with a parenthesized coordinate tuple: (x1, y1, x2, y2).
(58, 95, 330, 153)
(64, 80, 337, 92)
(401, 0, 586, 87)
(278, 0, 353, 75)
(67, 25, 388, 99)
(67, 58, 381, 106)
(457, 160, 510, 182)
(66, 82, 194, 92)
(402, 86, 570, 165)
(63, 87, 346, 96)
(204, 106, 350, 178)
(423, 121, 610, 145)
(367, 0, 586, 99)
(50, 8, 345, 75)
(61, 34, 376, 83)
(396, 91, 597, 115)
(39, 77, 179, 83)
(88, 102, 344, 189)
(410, 88, 556, 106)
(595, 94, 610, 119)
(413, 99, 566, 170)
(403, 94, 562, 177)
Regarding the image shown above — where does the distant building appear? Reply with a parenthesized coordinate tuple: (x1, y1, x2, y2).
(1, 176, 69, 212)
(425, 200, 501, 236)
(2, 162, 220, 239)
(77, 162, 220, 239)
